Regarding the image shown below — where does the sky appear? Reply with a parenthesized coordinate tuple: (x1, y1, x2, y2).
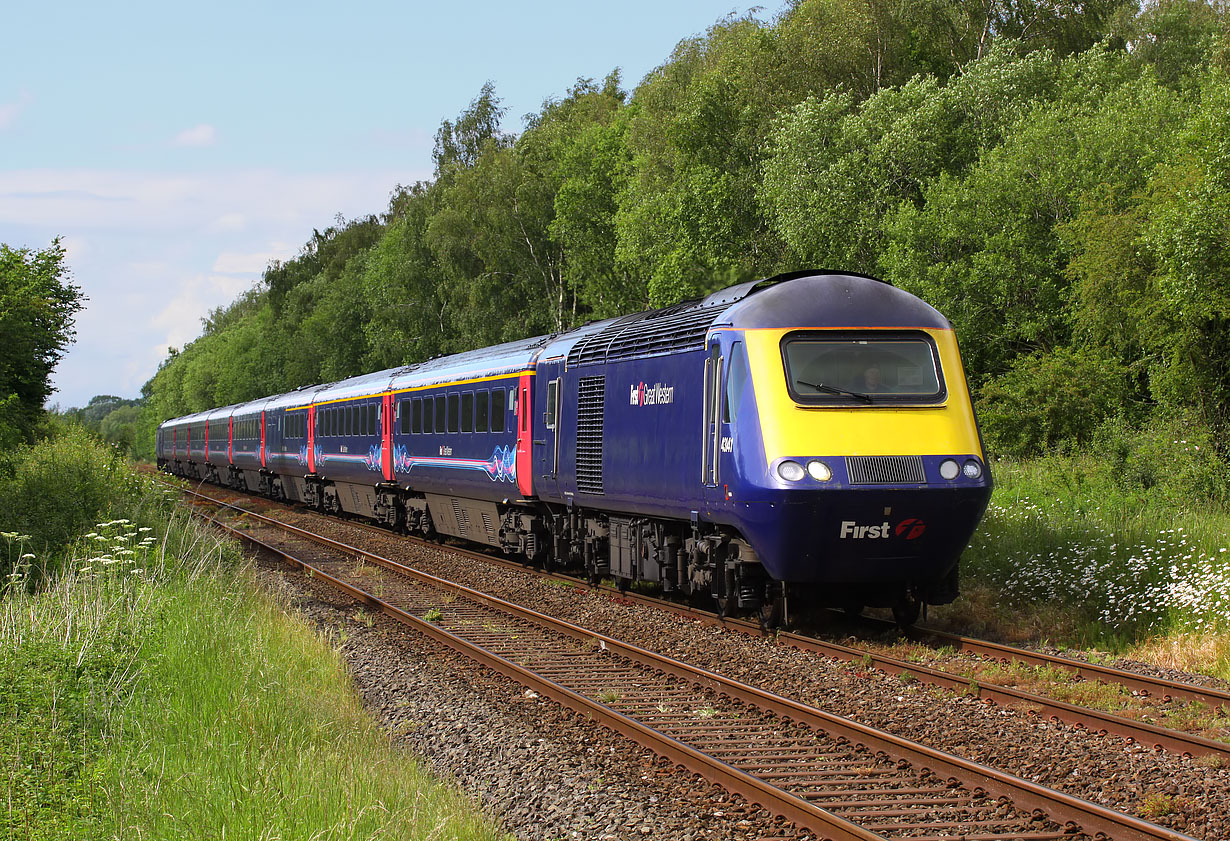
(0, 0, 775, 409)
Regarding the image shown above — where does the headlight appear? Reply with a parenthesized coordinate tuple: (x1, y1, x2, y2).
(939, 458, 960, 480)
(806, 460, 832, 481)
(777, 460, 805, 482)
(963, 459, 983, 479)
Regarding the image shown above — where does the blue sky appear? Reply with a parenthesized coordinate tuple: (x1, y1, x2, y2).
(1, 0, 773, 408)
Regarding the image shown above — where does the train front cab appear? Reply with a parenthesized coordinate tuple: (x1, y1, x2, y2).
(707, 285, 992, 613)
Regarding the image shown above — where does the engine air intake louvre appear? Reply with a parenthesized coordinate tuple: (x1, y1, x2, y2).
(575, 376, 605, 494)
(846, 455, 926, 485)
(567, 305, 730, 367)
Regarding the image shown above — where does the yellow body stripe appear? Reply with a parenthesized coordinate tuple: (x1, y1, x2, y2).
(743, 328, 984, 459)
(287, 370, 534, 411)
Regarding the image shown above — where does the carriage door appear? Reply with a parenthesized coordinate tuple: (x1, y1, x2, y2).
(381, 392, 394, 481)
(701, 340, 725, 507)
(534, 361, 563, 499)
(307, 405, 317, 473)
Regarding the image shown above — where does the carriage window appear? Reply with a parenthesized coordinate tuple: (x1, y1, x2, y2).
(724, 342, 749, 424)
(434, 395, 446, 433)
(367, 404, 376, 436)
(782, 335, 943, 404)
(490, 388, 505, 433)
(545, 379, 559, 430)
(475, 390, 488, 433)
(447, 393, 460, 433)
(461, 392, 474, 433)
(411, 399, 421, 434)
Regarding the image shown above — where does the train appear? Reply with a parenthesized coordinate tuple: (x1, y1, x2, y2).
(157, 270, 992, 626)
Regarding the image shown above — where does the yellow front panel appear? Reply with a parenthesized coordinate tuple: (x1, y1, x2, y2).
(742, 328, 983, 460)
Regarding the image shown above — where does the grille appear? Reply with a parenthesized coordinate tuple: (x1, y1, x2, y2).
(846, 455, 926, 485)
(451, 498, 469, 536)
(576, 376, 605, 494)
(567, 305, 728, 367)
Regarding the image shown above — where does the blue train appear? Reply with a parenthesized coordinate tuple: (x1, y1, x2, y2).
(157, 271, 992, 624)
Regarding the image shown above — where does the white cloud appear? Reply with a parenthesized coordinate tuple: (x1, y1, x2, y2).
(173, 124, 217, 147)
(213, 248, 290, 275)
(60, 235, 89, 263)
(211, 212, 246, 231)
(16, 165, 432, 406)
(0, 92, 32, 130)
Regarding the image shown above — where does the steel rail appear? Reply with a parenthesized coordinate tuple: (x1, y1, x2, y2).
(176, 480, 1230, 761)
(176, 481, 1230, 761)
(195, 511, 891, 841)
(895, 622, 1230, 708)
(183, 487, 1200, 841)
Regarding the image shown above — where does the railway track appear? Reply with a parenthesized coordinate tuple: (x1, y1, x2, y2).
(173, 479, 1230, 764)
(179, 483, 1203, 841)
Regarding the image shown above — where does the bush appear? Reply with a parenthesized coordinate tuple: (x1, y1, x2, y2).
(977, 346, 1134, 458)
(0, 423, 150, 585)
(1093, 411, 1230, 505)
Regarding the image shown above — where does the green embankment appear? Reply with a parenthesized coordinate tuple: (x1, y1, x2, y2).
(0, 431, 506, 840)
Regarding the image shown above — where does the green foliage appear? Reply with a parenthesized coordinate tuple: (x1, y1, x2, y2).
(762, 44, 1059, 272)
(978, 347, 1133, 457)
(1093, 411, 1230, 505)
(0, 239, 84, 448)
(0, 423, 145, 585)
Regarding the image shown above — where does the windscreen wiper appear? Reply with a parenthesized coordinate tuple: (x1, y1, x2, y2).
(796, 380, 873, 403)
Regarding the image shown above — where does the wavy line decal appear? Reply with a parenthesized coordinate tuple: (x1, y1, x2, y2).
(393, 444, 517, 483)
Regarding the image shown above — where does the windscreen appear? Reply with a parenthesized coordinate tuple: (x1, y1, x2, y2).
(783, 336, 942, 403)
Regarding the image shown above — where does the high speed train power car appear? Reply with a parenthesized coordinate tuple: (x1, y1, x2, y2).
(157, 271, 992, 625)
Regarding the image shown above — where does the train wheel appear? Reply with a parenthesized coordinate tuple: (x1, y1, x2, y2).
(758, 582, 786, 631)
(891, 597, 921, 628)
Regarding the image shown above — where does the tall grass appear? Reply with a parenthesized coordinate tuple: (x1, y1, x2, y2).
(1, 433, 505, 841)
(954, 451, 1230, 673)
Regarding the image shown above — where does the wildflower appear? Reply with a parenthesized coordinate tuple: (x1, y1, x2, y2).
(19, 553, 34, 560)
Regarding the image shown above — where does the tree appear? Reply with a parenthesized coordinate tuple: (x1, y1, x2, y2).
(0, 240, 83, 448)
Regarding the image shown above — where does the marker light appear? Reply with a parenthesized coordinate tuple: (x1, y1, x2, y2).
(939, 459, 960, 480)
(963, 459, 983, 479)
(777, 460, 805, 482)
(806, 460, 832, 481)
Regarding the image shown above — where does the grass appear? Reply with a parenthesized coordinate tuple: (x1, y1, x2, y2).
(0, 429, 506, 841)
(934, 451, 1230, 678)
